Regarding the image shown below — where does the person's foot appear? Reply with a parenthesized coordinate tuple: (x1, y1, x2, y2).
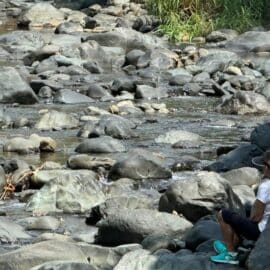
(213, 240, 227, 254)
(210, 252, 239, 265)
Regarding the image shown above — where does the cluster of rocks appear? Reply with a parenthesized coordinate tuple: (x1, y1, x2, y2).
(0, 0, 270, 269)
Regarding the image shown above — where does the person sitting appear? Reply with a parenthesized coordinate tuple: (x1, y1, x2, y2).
(210, 150, 270, 265)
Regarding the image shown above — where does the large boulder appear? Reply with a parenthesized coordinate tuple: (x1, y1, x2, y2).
(0, 67, 38, 104)
(220, 167, 261, 186)
(247, 221, 270, 270)
(225, 31, 270, 52)
(18, 3, 65, 29)
(0, 240, 88, 270)
(95, 208, 192, 246)
(250, 122, 270, 151)
(108, 149, 172, 181)
(159, 171, 243, 222)
(205, 144, 263, 172)
(35, 110, 79, 130)
(75, 136, 125, 153)
(27, 170, 105, 214)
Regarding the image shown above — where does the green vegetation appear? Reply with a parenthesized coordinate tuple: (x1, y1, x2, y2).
(146, 0, 265, 41)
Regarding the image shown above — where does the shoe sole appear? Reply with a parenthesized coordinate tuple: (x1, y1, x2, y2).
(211, 259, 239, 265)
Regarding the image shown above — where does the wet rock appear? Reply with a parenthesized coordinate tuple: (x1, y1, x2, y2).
(155, 130, 203, 145)
(0, 240, 88, 270)
(111, 78, 136, 95)
(0, 67, 38, 104)
(18, 3, 65, 29)
(84, 17, 98, 29)
(54, 89, 94, 104)
(132, 15, 159, 33)
(183, 218, 222, 251)
(108, 148, 172, 180)
(0, 217, 31, 243)
(35, 58, 58, 74)
(250, 122, 270, 151)
(159, 171, 243, 222)
(95, 208, 192, 246)
(87, 84, 109, 99)
(75, 136, 125, 153)
(68, 154, 115, 170)
(220, 167, 260, 186)
(135, 85, 168, 99)
(205, 144, 263, 172)
(169, 74, 193, 86)
(38, 86, 53, 98)
(35, 110, 79, 130)
(27, 171, 105, 214)
(31, 261, 96, 270)
(55, 21, 83, 34)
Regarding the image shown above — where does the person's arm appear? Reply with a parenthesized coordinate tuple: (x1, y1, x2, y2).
(250, 199, 265, 222)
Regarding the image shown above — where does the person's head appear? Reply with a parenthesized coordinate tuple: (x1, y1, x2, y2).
(252, 150, 270, 177)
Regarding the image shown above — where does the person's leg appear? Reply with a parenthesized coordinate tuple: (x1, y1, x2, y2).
(217, 210, 238, 252)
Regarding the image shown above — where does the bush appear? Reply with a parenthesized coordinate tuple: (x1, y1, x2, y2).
(146, 0, 265, 41)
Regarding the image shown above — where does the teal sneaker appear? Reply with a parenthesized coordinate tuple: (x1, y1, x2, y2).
(213, 240, 227, 254)
(210, 252, 239, 265)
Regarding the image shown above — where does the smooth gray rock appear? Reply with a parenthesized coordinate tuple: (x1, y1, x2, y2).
(135, 85, 168, 99)
(35, 110, 79, 130)
(126, 49, 145, 66)
(27, 171, 105, 214)
(54, 0, 106, 10)
(54, 89, 94, 104)
(0, 67, 38, 104)
(205, 144, 263, 172)
(159, 171, 243, 222)
(55, 22, 83, 34)
(68, 154, 115, 170)
(108, 148, 172, 181)
(183, 219, 222, 251)
(0, 217, 31, 243)
(75, 136, 125, 153)
(18, 3, 65, 28)
(95, 208, 192, 246)
(0, 240, 88, 270)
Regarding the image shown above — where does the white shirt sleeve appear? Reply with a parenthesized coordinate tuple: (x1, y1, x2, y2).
(257, 181, 270, 204)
